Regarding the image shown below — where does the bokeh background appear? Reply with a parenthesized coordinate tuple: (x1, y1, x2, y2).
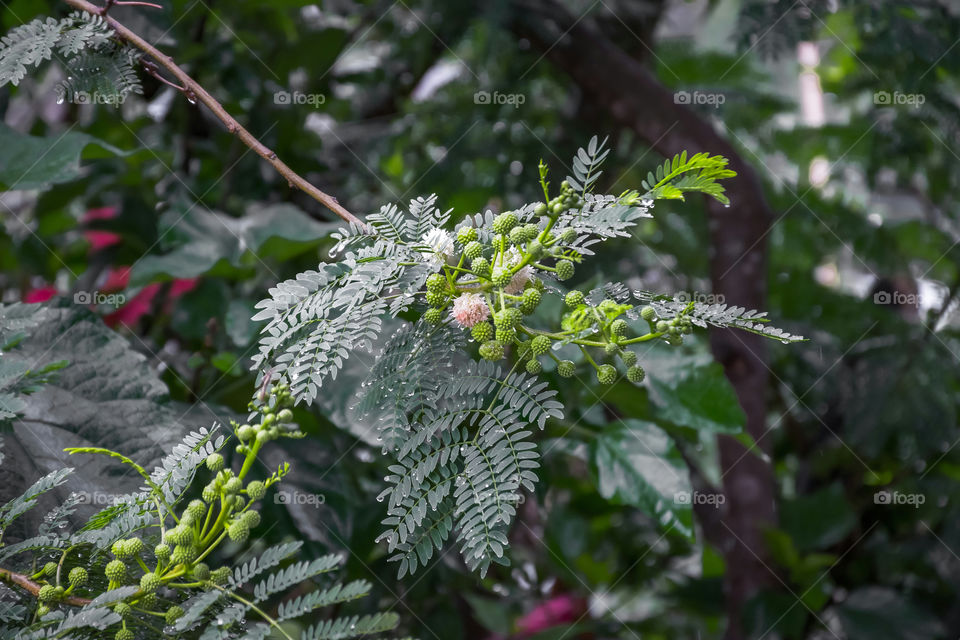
(2, 0, 959, 638)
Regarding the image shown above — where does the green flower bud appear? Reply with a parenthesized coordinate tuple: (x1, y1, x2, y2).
(423, 308, 444, 325)
(426, 273, 446, 293)
(464, 240, 483, 259)
(110, 540, 127, 558)
(611, 319, 628, 337)
(201, 485, 218, 503)
(166, 525, 194, 546)
(555, 260, 575, 281)
(68, 566, 88, 587)
(560, 179, 570, 191)
(165, 605, 185, 625)
(36, 605, 50, 617)
(115, 628, 133, 640)
(534, 202, 548, 216)
(495, 325, 517, 343)
(621, 350, 638, 367)
(425, 289, 447, 307)
(256, 429, 272, 444)
(171, 544, 197, 565)
(627, 366, 646, 383)
(557, 360, 576, 378)
(551, 202, 564, 215)
(139, 593, 158, 609)
(560, 228, 577, 244)
(479, 340, 505, 361)
(114, 602, 131, 618)
(492, 212, 518, 234)
(527, 240, 543, 257)
(238, 425, 255, 442)
(140, 572, 162, 593)
(224, 477, 242, 495)
(640, 306, 657, 321)
(42, 561, 57, 577)
(471, 322, 494, 342)
(243, 510, 261, 528)
(565, 290, 584, 308)
(277, 408, 293, 422)
(124, 538, 143, 556)
(457, 226, 478, 245)
(471, 256, 490, 275)
(187, 500, 206, 521)
(491, 267, 512, 288)
(205, 453, 224, 472)
(597, 364, 618, 385)
(523, 223, 540, 239)
(154, 543, 171, 561)
(245, 480, 266, 501)
(38, 585, 59, 603)
(192, 562, 210, 581)
(604, 343, 620, 355)
(526, 358, 543, 374)
(228, 520, 250, 544)
(520, 288, 542, 314)
(509, 226, 527, 246)
(531, 336, 551, 355)
(656, 321, 669, 333)
(105, 560, 126, 582)
(210, 567, 231, 585)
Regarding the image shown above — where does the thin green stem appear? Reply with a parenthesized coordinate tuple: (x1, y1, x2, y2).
(209, 583, 295, 640)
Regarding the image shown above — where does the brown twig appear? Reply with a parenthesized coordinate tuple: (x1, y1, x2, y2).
(65, 0, 364, 228)
(0, 567, 92, 606)
(113, 1, 163, 8)
(140, 58, 186, 92)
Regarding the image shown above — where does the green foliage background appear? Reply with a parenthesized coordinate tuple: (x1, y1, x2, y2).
(1, 0, 959, 638)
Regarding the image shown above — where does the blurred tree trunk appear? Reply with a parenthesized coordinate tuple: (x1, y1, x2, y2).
(501, 2, 777, 637)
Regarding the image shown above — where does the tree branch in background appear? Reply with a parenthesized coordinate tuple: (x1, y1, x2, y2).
(503, 2, 777, 637)
(62, 0, 365, 228)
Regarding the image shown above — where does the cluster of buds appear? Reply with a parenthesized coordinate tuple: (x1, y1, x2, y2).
(414, 164, 697, 386)
(32, 387, 298, 639)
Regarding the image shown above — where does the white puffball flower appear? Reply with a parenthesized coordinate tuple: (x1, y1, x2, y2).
(420, 227, 455, 265)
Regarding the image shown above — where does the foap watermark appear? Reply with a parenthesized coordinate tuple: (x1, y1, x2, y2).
(674, 291, 725, 304)
(674, 491, 725, 507)
(274, 91, 327, 107)
(474, 90, 525, 108)
(274, 490, 325, 507)
(74, 490, 125, 506)
(674, 90, 725, 108)
(873, 290, 924, 308)
(61, 90, 129, 106)
(74, 290, 126, 307)
(874, 490, 925, 508)
(873, 90, 925, 108)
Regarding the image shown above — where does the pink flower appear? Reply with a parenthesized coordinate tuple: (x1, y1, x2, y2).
(515, 594, 587, 636)
(450, 293, 490, 328)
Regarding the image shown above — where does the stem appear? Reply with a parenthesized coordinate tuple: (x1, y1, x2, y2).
(195, 531, 227, 564)
(62, 0, 364, 228)
(209, 584, 295, 640)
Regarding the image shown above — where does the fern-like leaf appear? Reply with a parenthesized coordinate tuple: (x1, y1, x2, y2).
(640, 151, 737, 205)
